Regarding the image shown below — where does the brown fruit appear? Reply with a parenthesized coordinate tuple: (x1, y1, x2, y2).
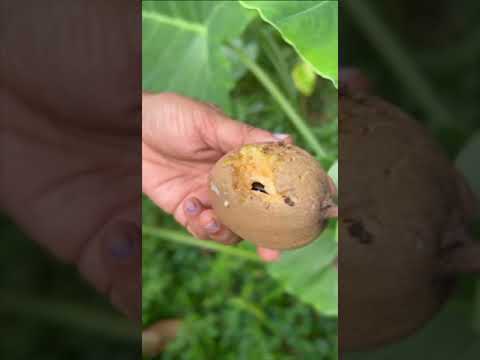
(339, 93, 477, 351)
(208, 142, 337, 250)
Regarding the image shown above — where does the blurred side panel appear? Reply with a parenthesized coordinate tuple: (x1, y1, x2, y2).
(0, 0, 141, 358)
(339, 0, 480, 358)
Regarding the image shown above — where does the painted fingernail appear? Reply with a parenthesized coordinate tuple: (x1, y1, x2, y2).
(185, 199, 199, 214)
(102, 221, 140, 265)
(109, 237, 135, 259)
(206, 220, 220, 234)
(273, 133, 289, 141)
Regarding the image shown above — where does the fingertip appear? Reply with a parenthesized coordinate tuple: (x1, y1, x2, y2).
(257, 247, 281, 262)
(326, 205, 338, 219)
(199, 209, 221, 234)
(183, 197, 202, 218)
(273, 133, 294, 145)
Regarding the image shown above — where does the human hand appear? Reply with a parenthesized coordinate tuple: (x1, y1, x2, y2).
(142, 93, 290, 261)
(1, 1, 140, 321)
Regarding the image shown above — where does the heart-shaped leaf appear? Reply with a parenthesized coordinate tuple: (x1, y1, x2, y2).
(142, 1, 254, 111)
(240, 0, 338, 87)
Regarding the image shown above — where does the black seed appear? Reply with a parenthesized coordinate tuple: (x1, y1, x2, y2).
(251, 182, 268, 194)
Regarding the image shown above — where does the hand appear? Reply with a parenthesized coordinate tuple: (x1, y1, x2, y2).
(142, 93, 288, 261)
(1, 1, 140, 321)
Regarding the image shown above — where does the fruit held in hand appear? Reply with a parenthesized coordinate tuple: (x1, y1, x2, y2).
(208, 142, 337, 250)
(339, 93, 476, 350)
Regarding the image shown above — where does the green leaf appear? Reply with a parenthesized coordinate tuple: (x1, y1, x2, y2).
(456, 131, 480, 200)
(267, 225, 338, 316)
(142, 1, 254, 111)
(240, 0, 338, 87)
(328, 160, 338, 187)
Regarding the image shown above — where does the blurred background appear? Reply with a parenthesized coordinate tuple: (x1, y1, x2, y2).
(341, 0, 480, 358)
(0, 214, 139, 359)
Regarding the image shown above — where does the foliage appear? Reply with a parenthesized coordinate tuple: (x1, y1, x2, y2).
(240, 1, 338, 87)
(142, 0, 338, 359)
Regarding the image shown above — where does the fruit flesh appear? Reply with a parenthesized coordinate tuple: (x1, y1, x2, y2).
(222, 144, 286, 203)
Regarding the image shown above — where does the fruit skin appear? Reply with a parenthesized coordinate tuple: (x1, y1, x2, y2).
(208, 142, 337, 250)
(339, 93, 475, 351)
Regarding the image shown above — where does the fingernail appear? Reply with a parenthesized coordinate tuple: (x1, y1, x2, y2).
(273, 133, 289, 141)
(105, 222, 140, 260)
(206, 221, 220, 234)
(259, 248, 281, 262)
(109, 237, 135, 259)
(185, 199, 199, 214)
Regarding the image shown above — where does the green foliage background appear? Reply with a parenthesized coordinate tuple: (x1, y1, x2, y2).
(142, 1, 338, 359)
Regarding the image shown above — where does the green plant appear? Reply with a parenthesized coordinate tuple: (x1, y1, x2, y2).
(142, 1, 338, 358)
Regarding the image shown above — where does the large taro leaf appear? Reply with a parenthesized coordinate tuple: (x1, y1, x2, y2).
(142, 1, 254, 112)
(267, 224, 338, 316)
(240, 0, 338, 87)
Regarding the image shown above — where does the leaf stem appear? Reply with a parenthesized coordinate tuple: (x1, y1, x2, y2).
(344, 0, 453, 128)
(142, 226, 262, 262)
(231, 45, 328, 161)
(258, 28, 297, 101)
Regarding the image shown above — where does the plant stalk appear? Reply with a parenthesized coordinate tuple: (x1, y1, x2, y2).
(231, 45, 328, 161)
(142, 226, 262, 262)
(344, 0, 453, 129)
